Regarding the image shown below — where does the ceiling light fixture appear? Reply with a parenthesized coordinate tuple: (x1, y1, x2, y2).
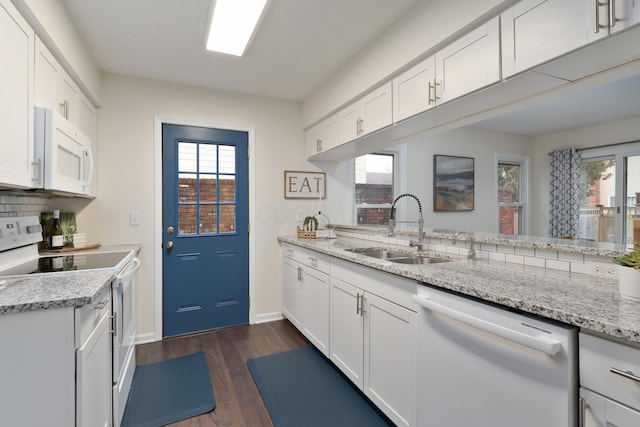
(206, 0, 269, 56)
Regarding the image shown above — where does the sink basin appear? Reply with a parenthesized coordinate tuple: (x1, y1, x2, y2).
(390, 256, 449, 265)
(346, 248, 450, 265)
(348, 249, 408, 259)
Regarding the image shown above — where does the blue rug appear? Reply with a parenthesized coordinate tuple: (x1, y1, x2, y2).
(121, 352, 215, 427)
(247, 346, 393, 427)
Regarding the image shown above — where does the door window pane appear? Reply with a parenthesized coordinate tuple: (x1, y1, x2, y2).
(626, 155, 640, 248)
(199, 144, 217, 173)
(219, 146, 236, 174)
(178, 142, 197, 172)
(219, 205, 236, 232)
(179, 205, 197, 234)
(199, 205, 217, 233)
(578, 159, 616, 243)
(178, 174, 197, 202)
(199, 176, 217, 203)
(219, 176, 235, 202)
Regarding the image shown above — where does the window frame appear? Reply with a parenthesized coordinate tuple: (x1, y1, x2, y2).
(350, 147, 405, 226)
(496, 154, 529, 236)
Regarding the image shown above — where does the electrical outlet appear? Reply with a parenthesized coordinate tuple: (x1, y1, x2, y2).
(606, 267, 617, 277)
(595, 266, 605, 275)
(130, 211, 141, 226)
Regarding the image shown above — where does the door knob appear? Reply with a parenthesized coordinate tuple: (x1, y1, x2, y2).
(167, 226, 175, 234)
(166, 241, 174, 249)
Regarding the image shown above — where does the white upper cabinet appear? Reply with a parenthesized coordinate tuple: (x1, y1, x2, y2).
(435, 16, 501, 104)
(34, 37, 97, 143)
(393, 17, 500, 124)
(305, 114, 339, 158)
(0, 0, 34, 189)
(338, 82, 393, 145)
(393, 56, 436, 123)
(500, 0, 632, 78)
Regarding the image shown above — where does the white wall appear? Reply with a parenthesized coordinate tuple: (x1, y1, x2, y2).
(530, 116, 640, 236)
(67, 74, 313, 339)
(301, 0, 515, 127)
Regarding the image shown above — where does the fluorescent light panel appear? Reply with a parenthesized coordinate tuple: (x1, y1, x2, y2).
(206, 0, 268, 56)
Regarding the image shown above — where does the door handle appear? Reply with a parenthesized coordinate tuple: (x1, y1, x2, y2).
(166, 241, 174, 249)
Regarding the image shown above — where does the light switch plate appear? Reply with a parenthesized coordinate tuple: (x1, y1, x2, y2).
(130, 211, 141, 226)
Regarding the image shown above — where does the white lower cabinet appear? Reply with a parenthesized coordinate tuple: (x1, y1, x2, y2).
(330, 259, 417, 427)
(76, 286, 113, 427)
(281, 243, 330, 356)
(579, 332, 640, 426)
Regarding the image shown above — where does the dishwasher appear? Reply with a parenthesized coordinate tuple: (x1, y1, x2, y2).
(412, 284, 578, 427)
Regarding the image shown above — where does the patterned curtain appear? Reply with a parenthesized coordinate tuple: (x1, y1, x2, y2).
(549, 148, 582, 238)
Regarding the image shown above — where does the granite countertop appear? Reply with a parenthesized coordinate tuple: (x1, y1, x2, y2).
(278, 235, 640, 345)
(0, 245, 139, 315)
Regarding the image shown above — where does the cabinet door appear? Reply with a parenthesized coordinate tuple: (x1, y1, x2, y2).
(609, 0, 640, 34)
(436, 17, 500, 104)
(501, 0, 591, 78)
(364, 292, 416, 427)
(305, 123, 322, 158)
(281, 257, 303, 329)
(319, 114, 339, 152)
(301, 267, 330, 357)
(581, 387, 640, 427)
(338, 102, 362, 144)
(0, 0, 34, 188)
(393, 56, 436, 122)
(34, 36, 60, 110)
(330, 277, 364, 388)
(57, 70, 79, 123)
(362, 82, 393, 135)
(77, 312, 112, 427)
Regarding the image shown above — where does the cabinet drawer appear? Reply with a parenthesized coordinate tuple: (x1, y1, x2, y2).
(580, 332, 640, 410)
(281, 243, 330, 274)
(75, 285, 112, 347)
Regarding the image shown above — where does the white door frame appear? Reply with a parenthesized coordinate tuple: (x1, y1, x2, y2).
(153, 116, 256, 342)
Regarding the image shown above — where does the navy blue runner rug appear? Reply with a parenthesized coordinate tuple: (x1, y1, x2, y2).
(248, 346, 393, 427)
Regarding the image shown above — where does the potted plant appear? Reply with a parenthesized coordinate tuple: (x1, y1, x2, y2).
(614, 243, 640, 301)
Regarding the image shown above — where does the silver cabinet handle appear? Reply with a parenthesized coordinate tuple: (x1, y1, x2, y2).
(95, 299, 109, 310)
(316, 138, 322, 153)
(435, 80, 442, 101)
(297, 266, 302, 281)
(595, 0, 601, 33)
(356, 293, 361, 315)
(578, 397, 585, 427)
(609, 0, 615, 28)
(610, 367, 640, 383)
(428, 81, 433, 105)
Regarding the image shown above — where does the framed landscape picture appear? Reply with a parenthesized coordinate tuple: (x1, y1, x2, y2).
(433, 155, 474, 211)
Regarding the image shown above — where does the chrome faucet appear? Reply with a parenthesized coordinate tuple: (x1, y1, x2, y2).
(389, 193, 424, 251)
(453, 231, 476, 261)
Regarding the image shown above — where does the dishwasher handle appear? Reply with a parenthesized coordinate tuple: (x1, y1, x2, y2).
(412, 294, 562, 356)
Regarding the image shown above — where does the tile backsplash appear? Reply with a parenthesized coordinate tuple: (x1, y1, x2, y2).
(0, 195, 51, 217)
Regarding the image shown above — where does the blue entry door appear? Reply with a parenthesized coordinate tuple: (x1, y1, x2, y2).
(162, 123, 249, 337)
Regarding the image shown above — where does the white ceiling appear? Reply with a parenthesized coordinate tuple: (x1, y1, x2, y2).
(60, 0, 420, 102)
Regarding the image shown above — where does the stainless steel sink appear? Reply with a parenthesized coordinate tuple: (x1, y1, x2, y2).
(346, 248, 450, 265)
(389, 256, 449, 265)
(349, 249, 408, 259)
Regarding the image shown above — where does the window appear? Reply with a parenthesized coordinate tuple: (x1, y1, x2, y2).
(497, 157, 527, 235)
(354, 153, 395, 226)
(578, 146, 640, 248)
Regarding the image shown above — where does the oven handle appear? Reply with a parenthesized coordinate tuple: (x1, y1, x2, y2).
(115, 257, 140, 285)
(412, 294, 562, 356)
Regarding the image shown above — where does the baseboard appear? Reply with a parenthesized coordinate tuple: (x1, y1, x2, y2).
(135, 331, 158, 345)
(254, 311, 284, 324)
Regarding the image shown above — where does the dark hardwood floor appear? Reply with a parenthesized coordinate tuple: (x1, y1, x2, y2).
(135, 319, 310, 427)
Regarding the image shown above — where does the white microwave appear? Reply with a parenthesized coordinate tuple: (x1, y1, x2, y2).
(33, 107, 94, 196)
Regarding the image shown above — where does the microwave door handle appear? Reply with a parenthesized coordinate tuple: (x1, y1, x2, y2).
(81, 146, 94, 188)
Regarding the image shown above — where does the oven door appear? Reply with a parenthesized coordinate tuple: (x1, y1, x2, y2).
(112, 257, 139, 427)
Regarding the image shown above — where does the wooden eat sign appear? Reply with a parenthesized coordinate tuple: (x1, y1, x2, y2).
(284, 171, 326, 199)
